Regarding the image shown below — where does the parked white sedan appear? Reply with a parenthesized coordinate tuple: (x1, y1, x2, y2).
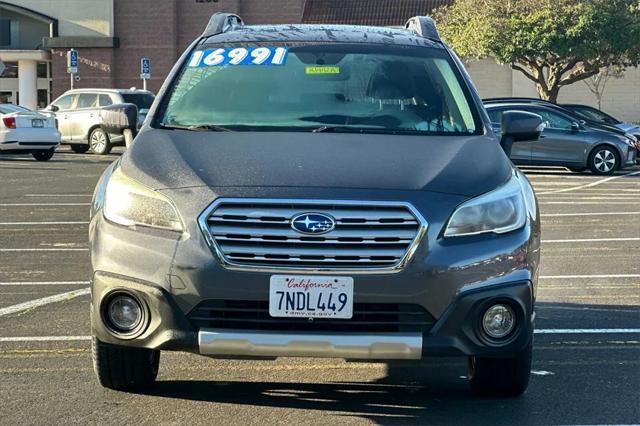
(0, 104, 61, 161)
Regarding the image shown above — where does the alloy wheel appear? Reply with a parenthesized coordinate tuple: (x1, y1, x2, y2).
(593, 149, 616, 173)
(91, 130, 107, 153)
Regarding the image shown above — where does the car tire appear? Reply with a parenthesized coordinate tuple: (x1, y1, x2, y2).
(467, 336, 533, 397)
(32, 149, 55, 162)
(70, 144, 90, 154)
(91, 336, 160, 391)
(588, 146, 618, 175)
(89, 128, 112, 155)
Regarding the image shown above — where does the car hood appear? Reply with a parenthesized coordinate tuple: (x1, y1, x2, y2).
(616, 123, 640, 134)
(121, 128, 511, 197)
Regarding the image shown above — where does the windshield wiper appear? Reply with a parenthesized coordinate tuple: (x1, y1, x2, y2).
(311, 125, 427, 135)
(160, 123, 233, 132)
(312, 125, 364, 133)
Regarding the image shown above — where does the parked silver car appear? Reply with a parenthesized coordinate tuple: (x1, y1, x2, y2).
(43, 89, 154, 154)
(485, 102, 637, 175)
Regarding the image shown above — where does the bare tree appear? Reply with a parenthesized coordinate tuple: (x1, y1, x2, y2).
(583, 66, 624, 110)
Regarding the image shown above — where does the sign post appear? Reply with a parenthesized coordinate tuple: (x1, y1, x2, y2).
(140, 58, 151, 91)
(67, 49, 78, 89)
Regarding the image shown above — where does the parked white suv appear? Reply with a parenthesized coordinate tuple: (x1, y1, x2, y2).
(43, 89, 154, 154)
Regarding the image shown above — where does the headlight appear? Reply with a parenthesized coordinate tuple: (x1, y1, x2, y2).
(103, 168, 183, 232)
(444, 173, 527, 237)
(618, 135, 635, 148)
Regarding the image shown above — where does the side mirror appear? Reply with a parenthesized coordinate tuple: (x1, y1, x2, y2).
(571, 122, 581, 132)
(500, 110, 544, 156)
(47, 105, 59, 112)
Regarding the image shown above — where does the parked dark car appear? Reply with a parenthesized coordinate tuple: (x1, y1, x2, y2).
(484, 98, 636, 139)
(89, 13, 544, 397)
(561, 104, 640, 138)
(561, 104, 640, 163)
(485, 101, 637, 174)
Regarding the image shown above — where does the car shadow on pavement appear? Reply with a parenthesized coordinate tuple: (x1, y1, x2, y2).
(140, 359, 538, 425)
(0, 155, 119, 166)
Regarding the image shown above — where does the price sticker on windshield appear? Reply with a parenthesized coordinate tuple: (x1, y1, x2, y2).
(188, 47, 288, 67)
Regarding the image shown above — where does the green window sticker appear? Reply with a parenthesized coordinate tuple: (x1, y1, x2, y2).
(305, 66, 340, 75)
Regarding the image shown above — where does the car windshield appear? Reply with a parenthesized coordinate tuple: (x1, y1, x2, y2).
(159, 43, 480, 135)
(569, 106, 620, 125)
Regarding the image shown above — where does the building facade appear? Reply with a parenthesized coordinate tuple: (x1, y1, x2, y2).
(0, 0, 638, 122)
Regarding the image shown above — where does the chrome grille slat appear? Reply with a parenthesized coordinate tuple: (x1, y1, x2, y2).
(211, 206, 416, 221)
(199, 199, 427, 272)
(208, 224, 418, 239)
(219, 243, 406, 257)
(215, 236, 413, 245)
(225, 256, 401, 264)
(209, 217, 418, 225)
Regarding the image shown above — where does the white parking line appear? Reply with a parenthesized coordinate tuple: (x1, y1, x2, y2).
(531, 181, 640, 186)
(541, 212, 640, 217)
(539, 201, 640, 205)
(539, 197, 640, 200)
(536, 170, 640, 195)
(535, 329, 640, 334)
(0, 288, 90, 317)
(0, 203, 90, 207)
(24, 194, 92, 197)
(0, 336, 91, 342)
(0, 221, 89, 226)
(1, 328, 638, 343)
(0, 248, 88, 252)
(540, 192, 640, 195)
(0, 281, 89, 286)
(540, 274, 640, 279)
(542, 237, 640, 243)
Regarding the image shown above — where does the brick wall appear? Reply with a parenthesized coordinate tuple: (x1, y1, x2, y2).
(51, 0, 306, 97)
(113, 0, 305, 93)
(51, 48, 115, 98)
(241, 0, 306, 24)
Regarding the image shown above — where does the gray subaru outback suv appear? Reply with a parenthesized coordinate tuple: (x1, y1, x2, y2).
(89, 13, 543, 397)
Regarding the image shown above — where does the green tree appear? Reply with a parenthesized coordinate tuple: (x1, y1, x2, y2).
(433, 0, 640, 102)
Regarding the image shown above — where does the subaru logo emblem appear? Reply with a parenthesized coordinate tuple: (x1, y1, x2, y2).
(291, 213, 336, 235)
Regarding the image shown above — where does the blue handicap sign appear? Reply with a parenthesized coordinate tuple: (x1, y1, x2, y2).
(69, 50, 78, 67)
(141, 58, 151, 75)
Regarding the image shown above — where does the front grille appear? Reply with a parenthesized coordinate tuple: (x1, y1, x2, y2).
(200, 199, 426, 271)
(188, 300, 435, 333)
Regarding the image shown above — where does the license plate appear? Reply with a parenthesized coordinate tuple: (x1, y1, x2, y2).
(32, 119, 44, 128)
(269, 275, 353, 319)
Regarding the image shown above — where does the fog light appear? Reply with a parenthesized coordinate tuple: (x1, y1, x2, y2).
(107, 294, 142, 332)
(482, 304, 515, 339)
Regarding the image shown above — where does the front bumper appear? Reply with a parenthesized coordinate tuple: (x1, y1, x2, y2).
(91, 271, 534, 359)
(626, 148, 638, 167)
(90, 185, 540, 360)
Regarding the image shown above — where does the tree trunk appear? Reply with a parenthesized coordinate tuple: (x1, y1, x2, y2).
(535, 84, 560, 103)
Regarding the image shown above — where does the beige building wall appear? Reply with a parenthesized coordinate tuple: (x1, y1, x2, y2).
(2, 0, 114, 37)
(465, 59, 640, 123)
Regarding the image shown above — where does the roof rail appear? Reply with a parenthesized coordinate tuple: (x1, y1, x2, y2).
(202, 12, 244, 38)
(405, 16, 441, 42)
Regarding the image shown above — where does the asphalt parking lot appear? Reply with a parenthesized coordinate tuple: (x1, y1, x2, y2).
(0, 147, 638, 425)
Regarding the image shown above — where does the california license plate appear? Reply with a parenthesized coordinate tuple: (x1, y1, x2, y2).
(32, 119, 44, 128)
(269, 275, 353, 319)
